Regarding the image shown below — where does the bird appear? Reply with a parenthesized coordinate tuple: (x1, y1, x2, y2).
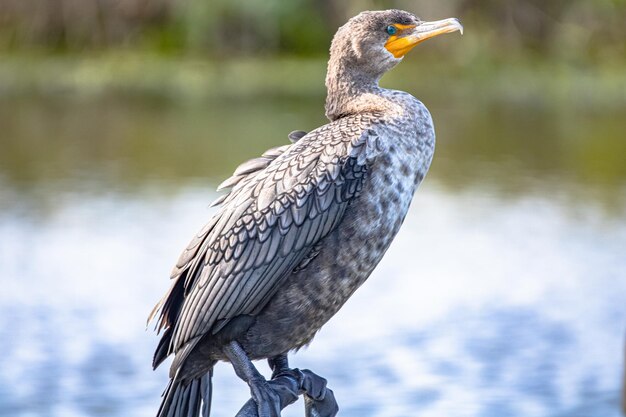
(149, 9, 462, 417)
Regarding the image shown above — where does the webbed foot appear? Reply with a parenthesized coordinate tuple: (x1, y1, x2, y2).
(229, 348, 338, 417)
(268, 355, 338, 417)
(300, 370, 338, 417)
(249, 377, 283, 417)
(234, 373, 300, 417)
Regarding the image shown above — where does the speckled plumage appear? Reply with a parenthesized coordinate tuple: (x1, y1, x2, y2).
(241, 96, 434, 359)
(151, 9, 460, 417)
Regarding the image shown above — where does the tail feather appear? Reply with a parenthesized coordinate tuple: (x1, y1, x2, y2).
(200, 373, 212, 417)
(157, 371, 212, 417)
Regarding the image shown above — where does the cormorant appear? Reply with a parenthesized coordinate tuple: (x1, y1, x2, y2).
(149, 9, 462, 417)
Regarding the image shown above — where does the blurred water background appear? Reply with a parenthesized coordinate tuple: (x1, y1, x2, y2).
(1, 1, 626, 417)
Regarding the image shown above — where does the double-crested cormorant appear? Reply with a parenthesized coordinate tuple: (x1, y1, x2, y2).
(149, 9, 462, 417)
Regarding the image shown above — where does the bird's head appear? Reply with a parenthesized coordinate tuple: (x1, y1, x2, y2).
(325, 9, 462, 120)
(328, 9, 463, 81)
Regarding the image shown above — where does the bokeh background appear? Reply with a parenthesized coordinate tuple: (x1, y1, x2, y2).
(1, 1, 625, 416)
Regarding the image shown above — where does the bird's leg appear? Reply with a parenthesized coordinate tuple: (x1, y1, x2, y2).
(224, 341, 286, 417)
(268, 354, 290, 379)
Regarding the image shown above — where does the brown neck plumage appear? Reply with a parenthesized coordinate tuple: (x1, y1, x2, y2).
(324, 58, 381, 121)
(324, 23, 399, 121)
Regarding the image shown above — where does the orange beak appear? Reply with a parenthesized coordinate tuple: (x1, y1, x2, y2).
(385, 18, 463, 59)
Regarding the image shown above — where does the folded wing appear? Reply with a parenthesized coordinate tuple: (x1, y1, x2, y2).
(150, 113, 384, 368)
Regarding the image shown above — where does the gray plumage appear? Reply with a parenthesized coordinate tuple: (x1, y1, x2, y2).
(150, 9, 462, 417)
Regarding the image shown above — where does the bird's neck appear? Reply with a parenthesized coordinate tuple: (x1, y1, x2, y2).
(325, 63, 389, 121)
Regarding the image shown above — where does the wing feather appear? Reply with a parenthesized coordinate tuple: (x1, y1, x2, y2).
(151, 112, 386, 361)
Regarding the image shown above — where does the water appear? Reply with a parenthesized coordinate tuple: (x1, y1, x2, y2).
(0, 95, 625, 417)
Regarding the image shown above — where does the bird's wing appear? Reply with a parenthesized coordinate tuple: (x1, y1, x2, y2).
(151, 112, 386, 361)
(173, 130, 309, 270)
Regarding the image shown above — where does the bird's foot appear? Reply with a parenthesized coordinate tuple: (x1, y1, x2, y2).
(234, 368, 338, 417)
(298, 369, 328, 401)
(304, 389, 338, 417)
(234, 373, 300, 417)
(231, 352, 337, 417)
(249, 376, 289, 417)
(299, 370, 338, 417)
(269, 362, 338, 417)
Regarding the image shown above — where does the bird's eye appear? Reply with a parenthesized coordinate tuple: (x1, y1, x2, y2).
(386, 25, 397, 35)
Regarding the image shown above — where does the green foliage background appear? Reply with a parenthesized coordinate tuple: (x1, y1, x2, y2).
(1, 0, 625, 105)
(1, 0, 625, 60)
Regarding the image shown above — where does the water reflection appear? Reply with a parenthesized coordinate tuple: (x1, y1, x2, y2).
(0, 95, 625, 417)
